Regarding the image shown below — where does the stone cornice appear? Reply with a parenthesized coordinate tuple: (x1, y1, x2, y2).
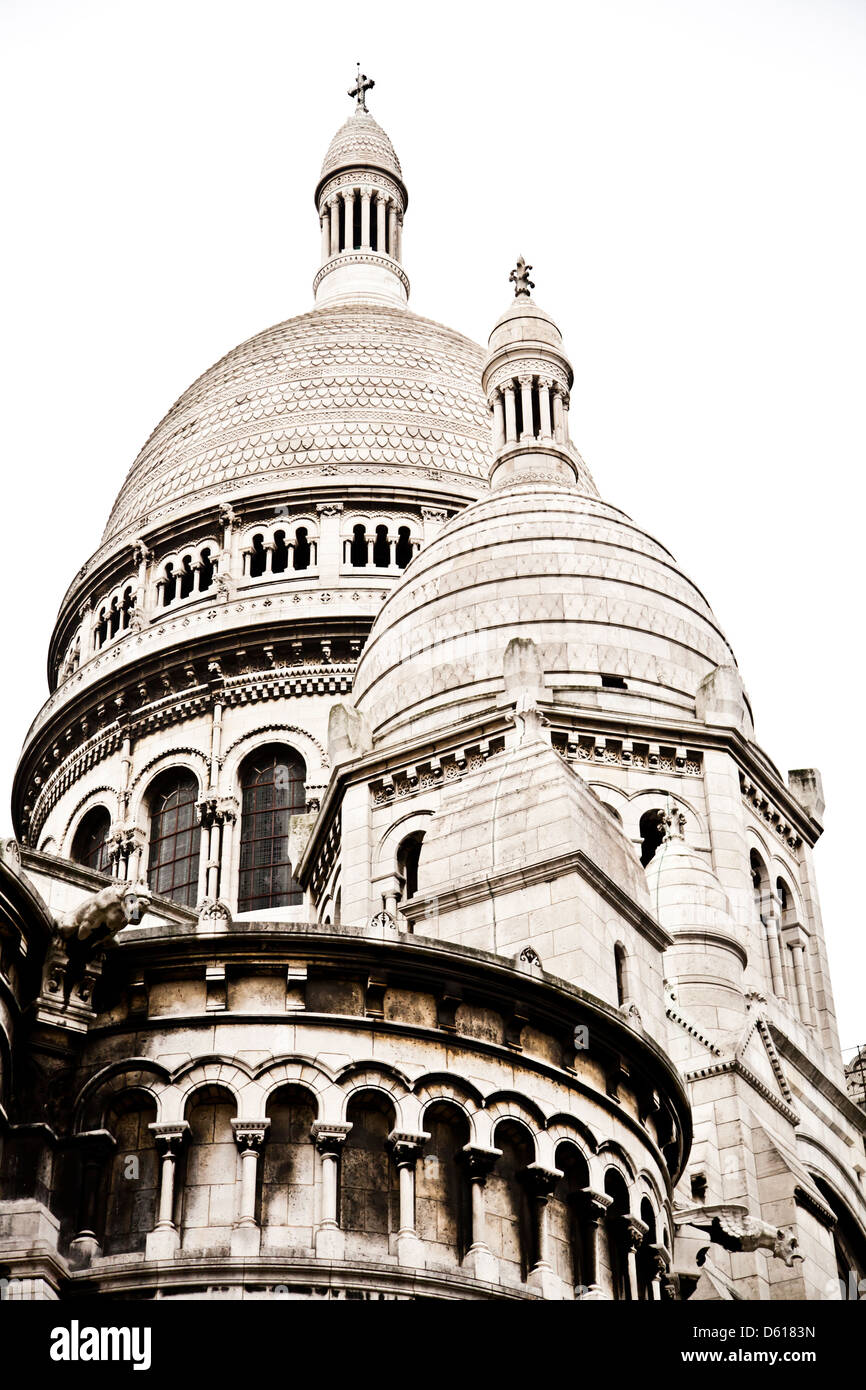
(94, 918, 691, 1183)
(683, 1058, 800, 1125)
(403, 846, 673, 953)
(769, 1024, 866, 1134)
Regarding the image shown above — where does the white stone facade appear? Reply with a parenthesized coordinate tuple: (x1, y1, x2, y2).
(0, 82, 863, 1304)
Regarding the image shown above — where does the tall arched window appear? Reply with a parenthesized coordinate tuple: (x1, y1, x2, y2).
(238, 745, 306, 913)
(614, 942, 628, 1006)
(146, 770, 201, 907)
(639, 809, 666, 867)
(71, 807, 112, 875)
(397, 831, 424, 903)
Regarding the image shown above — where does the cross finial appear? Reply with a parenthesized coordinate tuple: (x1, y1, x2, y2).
(349, 64, 375, 112)
(509, 256, 535, 298)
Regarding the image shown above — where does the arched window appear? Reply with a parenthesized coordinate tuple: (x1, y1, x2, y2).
(341, 1091, 399, 1256)
(350, 524, 368, 567)
(395, 526, 413, 568)
(373, 524, 390, 567)
(179, 555, 195, 599)
(271, 531, 289, 574)
(198, 548, 214, 592)
(249, 534, 267, 578)
(489, 1120, 535, 1281)
(146, 769, 201, 907)
(95, 607, 108, 647)
(602, 1169, 632, 1300)
(293, 527, 311, 570)
(614, 942, 628, 1006)
(108, 596, 121, 637)
(751, 849, 769, 922)
(416, 1102, 471, 1263)
(636, 1197, 658, 1299)
(102, 1092, 159, 1256)
(238, 745, 306, 913)
(639, 809, 666, 867)
(72, 807, 112, 874)
(162, 563, 176, 606)
(397, 831, 425, 903)
(121, 586, 135, 629)
(180, 1085, 238, 1255)
(550, 1142, 591, 1289)
(261, 1085, 317, 1253)
(811, 1176, 866, 1300)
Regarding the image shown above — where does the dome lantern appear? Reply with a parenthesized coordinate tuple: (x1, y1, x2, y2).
(313, 69, 410, 309)
(481, 260, 585, 492)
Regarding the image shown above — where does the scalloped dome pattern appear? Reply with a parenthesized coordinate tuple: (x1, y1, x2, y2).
(102, 305, 490, 542)
(352, 483, 739, 746)
(320, 109, 402, 182)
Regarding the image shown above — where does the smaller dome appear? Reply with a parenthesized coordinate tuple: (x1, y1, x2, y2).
(320, 109, 403, 184)
(488, 295, 564, 353)
(645, 835, 734, 935)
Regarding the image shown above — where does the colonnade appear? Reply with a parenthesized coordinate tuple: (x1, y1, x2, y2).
(320, 187, 403, 261)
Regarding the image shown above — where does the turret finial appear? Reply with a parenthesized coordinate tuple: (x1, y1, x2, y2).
(509, 257, 535, 298)
(349, 64, 375, 112)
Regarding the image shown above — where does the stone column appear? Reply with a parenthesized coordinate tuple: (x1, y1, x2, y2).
(388, 1131, 429, 1268)
(68, 1130, 116, 1269)
(491, 392, 506, 450)
(376, 194, 387, 252)
(573, 1189, 612, 1298)
(394, 213, 403, 261)
(522, 1163, 562, 1299)
(388, 202, 398, 258)
(502, 383, 518, 442)
(312, 1122, 352, 1259)
(342, 189, 355, 251)
(360, 189, 372, 249)
(518, 375, 534, 439)
(538, 378, 554, 438)
(622, 1215, 648, 1300)
(145, 1122, 188, 1259)
(320, 208, 331, 262)
(231, 1120, 269, 1255)
(315, 502, 343, 586)
(461, 1145, 500, 1283)
(765, 909, 787, 997)
(785, 928, 813, 1024)
(329, 197, 340, 257)
(648, 1243, 669, 1301)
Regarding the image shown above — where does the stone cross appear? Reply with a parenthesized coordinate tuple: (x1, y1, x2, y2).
(509, 256, 535, 298)
(349, 65, 375, 111)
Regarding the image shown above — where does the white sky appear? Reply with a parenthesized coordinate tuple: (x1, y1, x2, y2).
(1, 0, 863, 1050)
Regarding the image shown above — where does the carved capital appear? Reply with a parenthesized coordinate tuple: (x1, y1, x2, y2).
(148, 1122, 189, 1156)
(386, 1130, 429, 1168)
(460, 1145, 501, 1183)
(620, 1215, 649, 1252)
(573, 1188, 612, 1227)
(316, 502, 344, 516)
(312, 1122, 352, 1156)
(232, 1119, 270, 1152)
(520, 1163, 562, 1200)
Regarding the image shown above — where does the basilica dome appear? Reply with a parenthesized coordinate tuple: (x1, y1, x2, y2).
(352, 480, 741, 747)
(101, 304, 490, 543)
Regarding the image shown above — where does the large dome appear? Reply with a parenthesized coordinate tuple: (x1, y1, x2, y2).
(352, 480, 742, 746)
(101, 305, 490, 543)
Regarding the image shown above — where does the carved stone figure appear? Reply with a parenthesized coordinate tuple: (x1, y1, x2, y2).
(57, 880, 151, 948)
(685, 1206, 802, 1267)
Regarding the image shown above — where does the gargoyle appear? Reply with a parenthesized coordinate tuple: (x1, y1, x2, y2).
(57, 880, 151, 948)
(683, 1205, 802, 1267)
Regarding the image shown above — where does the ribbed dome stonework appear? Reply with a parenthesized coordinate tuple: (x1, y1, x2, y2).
(352, 482, 740, 745)
(102, 305, 489, 542)
(319, 109, 402, 183)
